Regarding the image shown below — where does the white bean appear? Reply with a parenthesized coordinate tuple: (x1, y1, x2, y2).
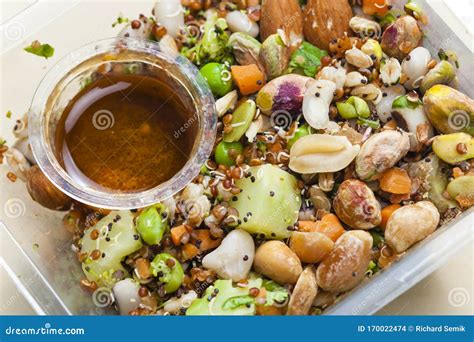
(113, 278, 141, 315)
(202, 229, 255, 281)
(402, 47, 431, 89)
(226, 11, 259, 38)
(375, 84, 405, 123)
(154, 0, 185, 38)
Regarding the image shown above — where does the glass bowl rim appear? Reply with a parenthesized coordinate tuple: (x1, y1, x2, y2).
(28, 37, 216, 209)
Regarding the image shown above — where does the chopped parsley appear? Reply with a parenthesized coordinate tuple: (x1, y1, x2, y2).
(222, 295, 254, 310)
(357, 117, 381, 129)
(112, 14, 129, 28)
(288, 42, 328, 77)
(24, 41, 54, 59)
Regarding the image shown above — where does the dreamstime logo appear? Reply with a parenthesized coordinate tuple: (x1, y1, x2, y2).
(174, 111, 198, 139)
(273, 292, 291, 308)
(195, 281, 210, 295)
(351, 17, 381, 39)
(184, 199, 205, 220)
(220, 69, 232, 82)
(92, 287, 114, 308)
(3, 198, 26, 218)
(448, 110, 470, 131)
(270, 110, 292, 130)
(350, 0, 389, 9)
(375, 0, 389, 8)
(362, 202, 377, 217)
(3, 21, 25, 42)
(92, 110, 115, 130)
(448, 287, 470, 308)
(182, 20, 203, 41)
(361, 25, 381, 39)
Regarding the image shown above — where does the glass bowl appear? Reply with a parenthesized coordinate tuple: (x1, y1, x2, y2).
(28, 38, 216, 209)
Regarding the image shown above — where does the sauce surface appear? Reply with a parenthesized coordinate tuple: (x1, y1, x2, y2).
(56, 73, 196, 192)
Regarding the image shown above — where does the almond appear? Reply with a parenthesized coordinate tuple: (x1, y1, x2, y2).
(303, 0, 353, 50)
(260, 0, 303, 49)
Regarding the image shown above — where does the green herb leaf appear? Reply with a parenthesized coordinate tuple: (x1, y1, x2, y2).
(6, 110, 12, 119)
(288, 42, 328, 77)
(379, 10, 404, 27)
(24, 42, 54, 59)
(222, 295, 255, 310)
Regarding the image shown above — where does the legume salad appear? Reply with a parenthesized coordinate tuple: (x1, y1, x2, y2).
(4, 0, 474, 315)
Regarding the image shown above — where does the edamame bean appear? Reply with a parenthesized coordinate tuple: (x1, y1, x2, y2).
(136, 205, 168, 245)
(150, 253, 184, 293)
(215, 141, 243, 166)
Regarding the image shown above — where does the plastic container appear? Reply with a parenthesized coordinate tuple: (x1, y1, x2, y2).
(0, 0, 473, 315)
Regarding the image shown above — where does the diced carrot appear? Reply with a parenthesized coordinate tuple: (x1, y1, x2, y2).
(171, 225, 189, 246)
(231, 64, 265, 95)
(182, 243, 200, 261)
(298, 214, 345, 241)
(380, 204, 401, 230)
(452, 167, 464, 179)
(314, 213, 346, 242)
(379, 168, 412, 194)
(362, 0, 390, 17)
(297, 221, 320, 232)
(191, 229, 222, 252)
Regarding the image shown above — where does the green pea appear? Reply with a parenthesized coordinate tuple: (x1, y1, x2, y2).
(287, 123, 312, 149)
(136, 205, 168, 245)
(150, 253, 184, 294)
(336, 96, 370, 120)
(215, 141, 243, 166)
(199, 63, 233, 97)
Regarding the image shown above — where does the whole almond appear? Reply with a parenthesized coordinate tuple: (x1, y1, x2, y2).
(303, 0, 353, 50)
(385, 201, 440, 253)
(260, 0, 303, 48)
(316, 230, 372, 293)
(253, 240, 302, 285)
(287, 266, 318, 315)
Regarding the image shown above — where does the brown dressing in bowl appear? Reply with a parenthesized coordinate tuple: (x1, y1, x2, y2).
(55, 73, 197, 192)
